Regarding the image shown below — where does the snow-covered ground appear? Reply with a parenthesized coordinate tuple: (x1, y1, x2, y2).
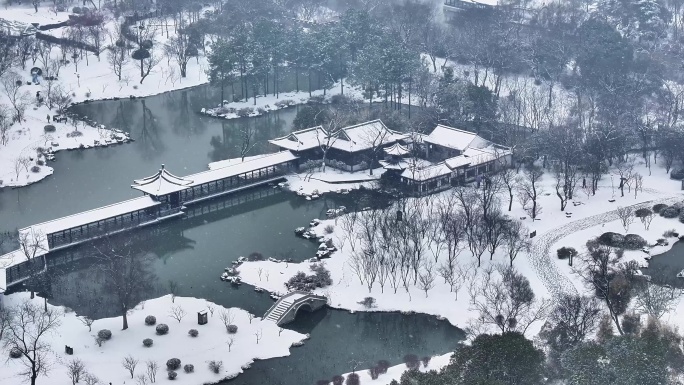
(0, 4, 209, 188)
(0, 293, 305, 385)
(327, 352, 452, 385)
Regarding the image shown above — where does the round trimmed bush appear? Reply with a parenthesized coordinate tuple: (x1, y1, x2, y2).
(166, 358, 181, 371)
(72, 6, 82, 13)
(557, 247, 578, 260)
(31, 166, 40, 173)
(599, 232, 625, 247)
(227, 324, 238, 334)
(653, 203, 668, 214)
(145, 315, 156, 325)
(168, 371, 177, 380)
(9, 347, 22, 359)
(36, 159, 44, 166)
(44, 125, 56, 132)
(183, 364, 194, 373)
(143, 338, 153, 347)
(188, 329, 198, 337)
(97, 329, 112, 341)
(156, 324, 169, 335)
(623, 234, 647, 250)
(679, 212, 684, 224)
(660, 206, 680, 218)
(635, 208, 653, 218)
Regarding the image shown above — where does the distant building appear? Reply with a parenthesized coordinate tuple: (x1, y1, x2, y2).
(381, 125, 512, 194)
(443, 0, 497, 21)
(269, 120, 407, 172)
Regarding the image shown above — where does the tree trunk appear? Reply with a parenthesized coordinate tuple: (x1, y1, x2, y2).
(122, 305, 129, 330)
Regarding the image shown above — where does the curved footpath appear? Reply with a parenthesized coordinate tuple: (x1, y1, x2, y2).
(528, 195, 683, 298)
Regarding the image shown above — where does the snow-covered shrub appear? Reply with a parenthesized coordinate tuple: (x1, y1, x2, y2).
(188, 329, 199, 337)
(404, 354, 420, 370)
(623, 234, 647, 249)
(97, 329, 112, 341)
(237, 107, 254, 117)
(359, 297, 376, 308)
(308, 95, 325, 104)
(36, 160, 44, 166)
(653, 204, 668, 213)
(368, 367, 380, 380)
(167, 371, 177, 380)
(256, 107, 267, 115)
(656, 238, 668, 246)
(72, 7, 82, 13)
(286, 264, 332, 291)
(227, 325, 238, 334)
(345, 372, 360, 385)
(66, 130, 83, 138)
(598, 232, 625, 247)
(44, 125, 56, 132)
(377, 360, 390, 374)
(9, 347, 22, 359)
(679, 212, 684, 224)
(183, 364, 194, 373)
(208, 360, 223, 373)
(143, 338, 153, 347)
(556, 247, 578, 260)
(332, 375, 344, 385)
(422, 356, 431, 367)
(166, 358, 181, 370)
(664, 229, 680, 238)
(660, 206, 680, 218)
(324, 225, 334, 234)
(635, 208, 653, 218)
(156, 324, 169, 335)
(145, 315, 156, 325)
(31, 166, 40, 173)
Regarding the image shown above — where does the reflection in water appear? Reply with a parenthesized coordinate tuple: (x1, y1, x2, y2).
(646, 241, 684, 287)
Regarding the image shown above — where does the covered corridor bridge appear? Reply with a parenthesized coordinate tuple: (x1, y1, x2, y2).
(0, 152, 298, 287)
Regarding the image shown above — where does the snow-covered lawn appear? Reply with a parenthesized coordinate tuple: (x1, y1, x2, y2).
(328, 353, 453, 385)
(1, 293, 305, 385)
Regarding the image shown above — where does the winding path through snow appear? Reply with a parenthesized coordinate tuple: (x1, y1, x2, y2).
(528, 195, 683, 298)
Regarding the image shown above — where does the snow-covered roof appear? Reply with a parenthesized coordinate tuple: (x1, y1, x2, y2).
(208, 153, 274, 170)
(29, 196, 162, 237)
(0, 18, 37, 36)
(445, 146, 509, 169)
(132, 152, 298, 196)
(401, 162, 452, 181)
(269, 120, 407, 153)
(383, 143, 410, 156)
(132, 165, 194, 196)
(380, 158, 432, 171)
(423, 125, 489, 152)
(185, 151, 298, 187)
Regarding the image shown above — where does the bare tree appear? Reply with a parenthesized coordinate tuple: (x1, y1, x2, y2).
(206, 304, 215, 317)
(616, 206, 635, 232)
(0, 105, 11, 145)
(547, 294, 602, 346)
(168, 280, 179, 302)
(107, 25, 129, 81)
(634, 275, 683, 319)
(2, 71, 30, 122)
(3, 301, 62, 385)
(168, 305, 186, 323)
(315, 110, 348, 172)
(83, 373, 99, 385)
(500, 168, 518, 211)
(503, 221, 530, 267)
(248, 313, 255, 324)
(226, 337, 235, 351)
(633, 173, 643, 199)
(136, 374, 149, 385)
(219, 309, 235, 332)
(18, 229, 47, 299)
(122, 355, 139, 379)
(640, 209, 655, 230)
(65, 358, 86, 385)
(164, 29, 194, 78)
(254, 329, 263, 344)
(145, 360, 158, 383)
(50, 84, 73, 114)
(516, 166, 544, 219)
(615, 158, 635, 198)
(93, 238, 156, 330)
(78, 315, 95, 332)
(470, 265, 551, 334)
(418, 261, 435, 297)
(238, 123, 258, 161)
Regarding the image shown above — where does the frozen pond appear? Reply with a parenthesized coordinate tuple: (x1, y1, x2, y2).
(2, 85, 464, 384)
